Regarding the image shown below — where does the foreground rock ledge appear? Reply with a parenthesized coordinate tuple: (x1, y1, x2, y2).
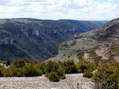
(0, 74, 94, 89)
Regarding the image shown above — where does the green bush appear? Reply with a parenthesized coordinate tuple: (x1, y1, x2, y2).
(1, 62, 42, 77)
(2, 67, 25, 77)
(46, 72, 60, 82)
(76, 63, 88, 73)
(2, 68, 15, 77)
(56, 65, 65, 79)
(93, 65, 119, 89)
(63, 60, 78, 74)
(44, 61, 59, 73)
(22, 63, 42, 77)
(37, 62, 46, 74)
(44, 61, 66, 81)
(83, 71, 93, 78)
(76, 60, 97, 73)
(0, 66, 4, 77)
(11, 59, 26, 68)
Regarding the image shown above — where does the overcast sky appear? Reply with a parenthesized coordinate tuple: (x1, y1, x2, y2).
(0, 0, 119, 20)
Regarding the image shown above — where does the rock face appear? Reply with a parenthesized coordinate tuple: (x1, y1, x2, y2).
(53, 18, 119, 62)
(0, 18, 105, 61)
(95, 46, 111, 60)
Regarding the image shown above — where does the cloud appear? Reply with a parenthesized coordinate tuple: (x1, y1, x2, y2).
(0, 0, 118, 20)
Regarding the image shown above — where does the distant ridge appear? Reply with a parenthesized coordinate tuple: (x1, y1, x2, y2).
(0, 18, 105, 61)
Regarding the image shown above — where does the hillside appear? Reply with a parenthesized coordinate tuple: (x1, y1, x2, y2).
(0, 18, 105, 61)
(53, 18, 119, 62)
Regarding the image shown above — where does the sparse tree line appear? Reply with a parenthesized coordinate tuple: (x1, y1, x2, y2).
(0, 58, 118, 89)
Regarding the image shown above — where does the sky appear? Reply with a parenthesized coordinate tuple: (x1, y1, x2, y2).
(0, 0, 119, 20)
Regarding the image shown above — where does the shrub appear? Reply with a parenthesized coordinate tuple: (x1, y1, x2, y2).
(11, 59, 26, 68)
(22, 63, 42, 77)
(2, 62, 42, 77)
(37, 62, 46, 74)
(44, 61, 59, 73)
(2, 68, 14, 77)
(63, 60, 78, 74)
(46, 72, 60, 82)
(0, 66, 4, 77)
(76, 62, 88, 73)
(93, 65, 119, 89)
(83, 71, 93, 78)
(44, 61, 66, 81)
(76, 60, 97, 73)
(56, 65, 65, 79)
(2, 67, 25, 77)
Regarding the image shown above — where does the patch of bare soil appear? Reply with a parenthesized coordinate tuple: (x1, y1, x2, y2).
(0, 74, 94, 89)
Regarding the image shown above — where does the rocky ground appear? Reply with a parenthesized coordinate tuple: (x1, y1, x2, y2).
(0, 74, 94, 89)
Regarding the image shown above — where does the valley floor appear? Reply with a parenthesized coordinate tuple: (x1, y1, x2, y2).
(0, 74, 94, 89)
